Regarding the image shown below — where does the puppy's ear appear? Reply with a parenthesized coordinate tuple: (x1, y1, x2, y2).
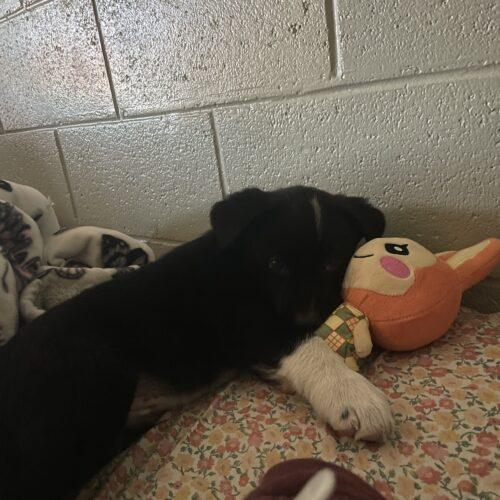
(210, 188, 271, 247)
(337, 196, 385, 241)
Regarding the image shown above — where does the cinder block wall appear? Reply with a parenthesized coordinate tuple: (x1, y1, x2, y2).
(0, 0, 499, 309)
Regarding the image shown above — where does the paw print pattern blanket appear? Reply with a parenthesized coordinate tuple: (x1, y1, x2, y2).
(0, 180, 155, 345)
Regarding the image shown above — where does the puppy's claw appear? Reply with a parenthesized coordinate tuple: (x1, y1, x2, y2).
(327, 378, 394, 443)
(350, 386, 395, 442)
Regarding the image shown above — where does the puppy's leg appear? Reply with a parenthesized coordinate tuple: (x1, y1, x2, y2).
(274, 337, 394, 442)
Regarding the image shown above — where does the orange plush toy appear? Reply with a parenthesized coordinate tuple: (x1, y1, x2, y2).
(315, 238, 500, 370)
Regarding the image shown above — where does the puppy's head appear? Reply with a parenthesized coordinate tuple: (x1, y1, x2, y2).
(210, 187, 384, 328)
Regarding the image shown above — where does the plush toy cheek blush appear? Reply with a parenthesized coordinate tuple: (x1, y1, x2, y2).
(380, 256, 411, 278)
(320, 237, 499, 357)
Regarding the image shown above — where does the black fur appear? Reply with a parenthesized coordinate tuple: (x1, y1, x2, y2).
(0, 180, 13, 192)
(0, 186, 384, 499)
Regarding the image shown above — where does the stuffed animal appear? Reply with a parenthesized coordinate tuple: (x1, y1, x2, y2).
(315, 237, 500, 370)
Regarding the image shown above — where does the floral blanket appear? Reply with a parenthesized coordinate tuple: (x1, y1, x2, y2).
(81, 308, 499, 499)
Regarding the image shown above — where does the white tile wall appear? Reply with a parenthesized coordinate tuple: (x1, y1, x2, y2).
(58, 114, 221, 241)
(215, 76, 500, 250)
(0, 0, 115, 130)
(95, 0, 331, 116)
(338, 0, 500, 81)
(0, 131, 76, 226)
(0, 0, 21, 18)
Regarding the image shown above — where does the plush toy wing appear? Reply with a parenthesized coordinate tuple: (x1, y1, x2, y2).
(437, 238, 500, 292)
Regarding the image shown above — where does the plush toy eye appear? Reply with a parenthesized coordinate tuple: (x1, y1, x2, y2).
(268, 255, 289, 276)
(385, 243, 409, 256)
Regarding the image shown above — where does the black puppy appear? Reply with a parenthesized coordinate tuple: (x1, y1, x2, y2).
(0, 186, 393, 499)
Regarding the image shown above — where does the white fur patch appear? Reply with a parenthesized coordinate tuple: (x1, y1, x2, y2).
(272, 337, 394, 442)
(311, 197, 322, 240)
(126, 371, 235, 429)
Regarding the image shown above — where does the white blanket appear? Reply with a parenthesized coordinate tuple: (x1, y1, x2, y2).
(0, 179, 155, 345)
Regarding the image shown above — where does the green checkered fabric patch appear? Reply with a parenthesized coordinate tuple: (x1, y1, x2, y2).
(315, 323, 333, 339)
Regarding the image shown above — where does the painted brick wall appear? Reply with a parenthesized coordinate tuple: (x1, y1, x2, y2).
(0, 0, 499, 309)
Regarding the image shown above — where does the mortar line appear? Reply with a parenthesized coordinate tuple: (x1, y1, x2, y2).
(2, 114, 145, 135)
(0, 0, 53, 25)
(324, 0, 338, 78)
(54, 130, 78, 221)
(90, 0, 121, 119)
(3, 63, 499, 136)
(209, 112, 229, 199)
(331, 0, 343, 78)
(129, 235, 184, 245)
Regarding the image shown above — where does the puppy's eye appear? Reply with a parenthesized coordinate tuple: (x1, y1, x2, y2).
(385, 243, 409, 256)
(268, 255, 289, 276)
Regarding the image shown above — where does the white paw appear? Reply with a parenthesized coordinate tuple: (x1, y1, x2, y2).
(322, 371, 394, 442)
(275, 337, 395, 443)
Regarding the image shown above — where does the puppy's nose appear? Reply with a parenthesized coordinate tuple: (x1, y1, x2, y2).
(294, 301, 320, 327)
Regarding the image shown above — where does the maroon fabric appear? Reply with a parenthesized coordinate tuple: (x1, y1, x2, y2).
(246, 458, 384, 500)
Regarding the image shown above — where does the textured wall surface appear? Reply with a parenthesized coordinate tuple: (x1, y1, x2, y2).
(215, 76, 499, 249)
(96, 0, 331, 115)
(0, 131, 76, 225)
(58, 114, 221, 240)
(0, 0, 498, 309)
(339, 0, 500, 81)
(0, 0, 115, 129)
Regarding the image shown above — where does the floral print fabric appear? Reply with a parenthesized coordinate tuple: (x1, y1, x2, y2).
(81, 308, 500, 499)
